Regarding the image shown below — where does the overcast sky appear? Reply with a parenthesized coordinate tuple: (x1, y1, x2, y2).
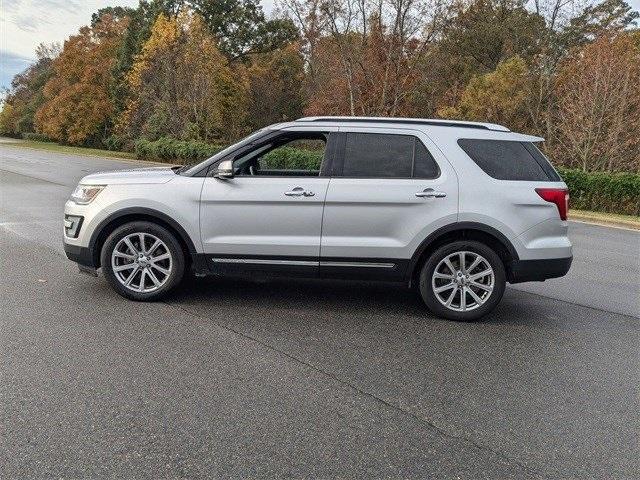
(1, 0, 638, 91)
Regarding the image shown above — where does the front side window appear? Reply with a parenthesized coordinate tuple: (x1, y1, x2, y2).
(233, 133, 327, 177)
(458, 139, 560, 181)
(341, 133, 440, 179)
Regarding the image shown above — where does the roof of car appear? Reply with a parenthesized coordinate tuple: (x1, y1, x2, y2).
(294, 116, 511, 132)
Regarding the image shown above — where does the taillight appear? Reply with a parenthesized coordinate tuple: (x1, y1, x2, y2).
(536, 188, 569, 221)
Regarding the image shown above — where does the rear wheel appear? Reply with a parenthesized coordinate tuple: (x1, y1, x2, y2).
(418, 241, 506, 321)
(101, 221, 185, 301)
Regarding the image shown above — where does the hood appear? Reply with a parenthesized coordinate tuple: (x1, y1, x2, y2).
(79, 166, 177, 185)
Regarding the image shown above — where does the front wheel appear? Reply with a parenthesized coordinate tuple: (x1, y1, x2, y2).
(418, 241, 506, 321)
(101, 221, 185, 301)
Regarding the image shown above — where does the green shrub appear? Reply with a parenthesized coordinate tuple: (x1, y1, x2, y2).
(135, 137, 224, 163)
(22, 132, 53, 142)
(261, 147, 324, 170)
(103, 135, 127, 152)
(558, 168, 640, 216)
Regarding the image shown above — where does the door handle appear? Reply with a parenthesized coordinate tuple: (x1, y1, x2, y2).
(415, 188, 446, 198)
(284, 187, 315, 197)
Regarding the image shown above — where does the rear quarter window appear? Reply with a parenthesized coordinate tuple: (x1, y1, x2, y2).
(458, 139, 560, 181)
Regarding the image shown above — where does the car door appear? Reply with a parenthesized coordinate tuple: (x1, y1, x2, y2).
(320, 127, 458, 280)
(199, 128, 336, 276)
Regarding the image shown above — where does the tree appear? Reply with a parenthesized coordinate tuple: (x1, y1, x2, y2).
(191, 0, 298, 60)
(553, 33, 640, 172)
(245, 44, 306, 129)
(0, 103, 19, 136)
(437, 56, 533, 132)
(92, 1, 188, 122)
(415, 0, 545, 118)
(0, 43, 60, 136)
(283, 0, 451, 116)
(119, 11, 247, 143)
(559, 0, 639, 49)
(34, 15, 128, 144)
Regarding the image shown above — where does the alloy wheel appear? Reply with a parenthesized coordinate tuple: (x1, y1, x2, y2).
(111, 232, 173, 293)
(431, 251, 494, 312)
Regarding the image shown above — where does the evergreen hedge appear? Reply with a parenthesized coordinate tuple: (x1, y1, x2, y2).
(22, 132, 53, 142)
(261, 147, 324, 170)
(557, 168, 640, 216)
(135, 137, 224, 162)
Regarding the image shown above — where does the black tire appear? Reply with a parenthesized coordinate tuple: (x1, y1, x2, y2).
(418, 240, 506, 322)
(101, 221, 185, 301)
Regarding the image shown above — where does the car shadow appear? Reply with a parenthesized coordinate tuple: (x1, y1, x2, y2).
(168, 274, 541, 326)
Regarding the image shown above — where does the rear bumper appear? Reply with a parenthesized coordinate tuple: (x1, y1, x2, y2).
(508, 256, 572, 283)
(64, 242, 96, 269)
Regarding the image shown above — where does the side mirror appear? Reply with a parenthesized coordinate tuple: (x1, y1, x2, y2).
(214, 160, 234, 179)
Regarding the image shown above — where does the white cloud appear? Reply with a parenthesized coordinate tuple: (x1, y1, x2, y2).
(1, 0, 138, 59)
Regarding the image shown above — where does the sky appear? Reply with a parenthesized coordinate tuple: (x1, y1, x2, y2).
(0, 0, 276, 92)
(1, 0, 638, 92)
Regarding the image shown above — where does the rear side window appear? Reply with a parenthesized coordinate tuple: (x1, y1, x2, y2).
(342, 133, 440, 178)
(458, 139, 560, 181)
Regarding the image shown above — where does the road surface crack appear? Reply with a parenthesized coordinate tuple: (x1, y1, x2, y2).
(165, 301, 549, 479)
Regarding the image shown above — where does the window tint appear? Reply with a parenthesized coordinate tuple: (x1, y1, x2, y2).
(342, 133, 439, 178)
(458, 139, 557, 181)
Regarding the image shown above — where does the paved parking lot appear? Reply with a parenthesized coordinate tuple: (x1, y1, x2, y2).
(1, 145, 639, 479)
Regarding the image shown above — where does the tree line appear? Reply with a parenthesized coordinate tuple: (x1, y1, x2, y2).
(1, 0, 638, 172)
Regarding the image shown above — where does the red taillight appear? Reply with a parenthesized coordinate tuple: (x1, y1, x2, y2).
(536, 188, 569, 221)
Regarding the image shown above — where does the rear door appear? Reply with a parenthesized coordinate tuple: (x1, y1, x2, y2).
(320, 127, 458, 280)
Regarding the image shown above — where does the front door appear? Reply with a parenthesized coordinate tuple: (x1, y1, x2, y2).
(199, 129, 335, 275)
(320, 128, 459, 280)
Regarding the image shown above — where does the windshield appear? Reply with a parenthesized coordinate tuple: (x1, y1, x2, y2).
(179, 128, 272, 176)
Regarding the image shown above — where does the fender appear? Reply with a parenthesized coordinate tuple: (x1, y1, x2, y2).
(406, 221, 520, 281)
(89, 207, 198, 260)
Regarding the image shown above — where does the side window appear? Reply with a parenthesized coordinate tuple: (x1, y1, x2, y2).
(413, 139, 440, 179)
(458, 139, 558, 181)
(341, 133, 440, 179)
(234, 134, 327, 177)
(259, 139, 325, 173)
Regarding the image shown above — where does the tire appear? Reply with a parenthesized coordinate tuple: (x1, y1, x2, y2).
(418, 240, 506, 322)
(100, 221, 185, 301)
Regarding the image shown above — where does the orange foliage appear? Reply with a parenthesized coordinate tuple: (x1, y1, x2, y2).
(554, 33, 640, 172)
(35, 15, 128, 144)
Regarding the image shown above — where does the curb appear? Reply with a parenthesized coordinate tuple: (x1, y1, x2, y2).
(569, 212, 640, 231)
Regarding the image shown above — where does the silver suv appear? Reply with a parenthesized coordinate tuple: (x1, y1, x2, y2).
(63, 117, 572, 321)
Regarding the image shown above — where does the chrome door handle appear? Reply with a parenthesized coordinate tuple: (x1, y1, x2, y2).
(415, 188, 446, 198)
(284, 187, 314, 197)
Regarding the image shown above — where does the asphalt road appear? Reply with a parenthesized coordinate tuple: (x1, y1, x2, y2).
(1, 144, 639, 479)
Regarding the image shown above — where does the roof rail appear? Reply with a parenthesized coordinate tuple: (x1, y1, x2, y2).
(295, 116, 510, 132)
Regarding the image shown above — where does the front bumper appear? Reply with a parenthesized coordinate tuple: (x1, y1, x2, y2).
(508, 256, 573, 283)
(63, 242, 96, 269)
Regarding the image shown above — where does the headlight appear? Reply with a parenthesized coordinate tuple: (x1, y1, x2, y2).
(70, 185, 105, 205)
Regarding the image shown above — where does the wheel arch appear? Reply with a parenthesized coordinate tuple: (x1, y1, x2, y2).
(89, 207, 197, 269)
(407, 222, 519, 285)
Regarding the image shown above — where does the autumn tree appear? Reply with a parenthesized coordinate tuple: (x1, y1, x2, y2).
(282, 0, 451, 116)
(245, 44, 306, 129)
(34, 15, 128, 144)
(553, 33, 640, 172)
(119, 11, 247, 144)
(413, 0, 545, 118)
(0, 43, 60, 136)
(0, 104, 19, 136)
(437, 56, 533, 132)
